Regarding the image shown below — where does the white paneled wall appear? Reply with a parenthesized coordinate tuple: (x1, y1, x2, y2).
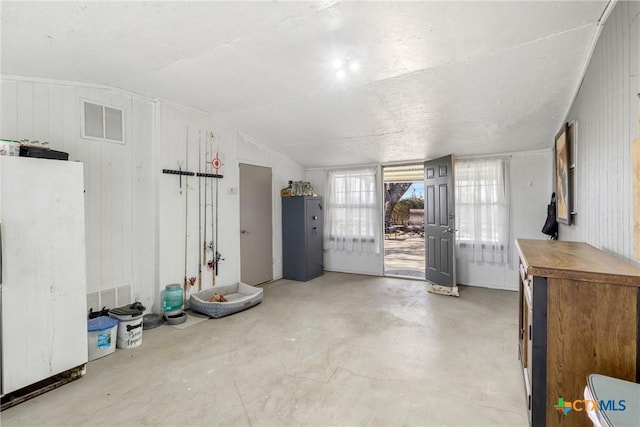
(561, 1, 640, 265)
(156, 103, 211, 310)
(309, 151, 552, 288)
(1, 76, 305, 314)
(305, 168, 384, 276)
(457, 150, 553, 290)
(0, 78, 155, 309)
(237, 132, 306, 276)
(155, 102, 304, 313)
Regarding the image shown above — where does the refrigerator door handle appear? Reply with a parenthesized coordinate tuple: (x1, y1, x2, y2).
(0, 222, 3, 286)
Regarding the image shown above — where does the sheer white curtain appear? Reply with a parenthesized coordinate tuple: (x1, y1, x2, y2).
(324, 167, 380, 254)
(455, 157, 510, 263)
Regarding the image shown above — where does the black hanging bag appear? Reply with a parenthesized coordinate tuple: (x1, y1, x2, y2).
(541, 192, 558, 239)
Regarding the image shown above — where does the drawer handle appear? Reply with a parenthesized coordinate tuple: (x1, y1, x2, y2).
(519, 263, 527, 282)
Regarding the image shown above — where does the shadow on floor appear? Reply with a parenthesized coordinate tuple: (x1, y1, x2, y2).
(384, 269, 425, 279)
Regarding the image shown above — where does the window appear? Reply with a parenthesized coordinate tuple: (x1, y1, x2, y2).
(324, 167, 380, 254)
(81, 100, 124, 143)
(455, 157, 510, 263)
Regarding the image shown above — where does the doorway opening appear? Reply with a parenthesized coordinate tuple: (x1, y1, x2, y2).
(383, 164, 425, 279)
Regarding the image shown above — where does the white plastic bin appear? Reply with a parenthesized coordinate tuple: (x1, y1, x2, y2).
(87, 316, 118, 360)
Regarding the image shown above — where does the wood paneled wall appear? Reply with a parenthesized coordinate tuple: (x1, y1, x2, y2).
(562, 1, 640, 265)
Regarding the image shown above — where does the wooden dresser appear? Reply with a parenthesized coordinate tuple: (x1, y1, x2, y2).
(516, 239, 640, 427)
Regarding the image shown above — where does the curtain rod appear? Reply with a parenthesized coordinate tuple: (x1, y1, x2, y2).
(306, 163, 380, 172)
(306, 148, 551, 171)
(457, 148, 551, 160)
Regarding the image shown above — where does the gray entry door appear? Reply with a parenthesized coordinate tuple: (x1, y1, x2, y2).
(424, 155, 456, 287)
(239, 163, 273, 285)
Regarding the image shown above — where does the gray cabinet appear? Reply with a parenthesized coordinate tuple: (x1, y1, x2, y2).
(282, 196, 323, 281)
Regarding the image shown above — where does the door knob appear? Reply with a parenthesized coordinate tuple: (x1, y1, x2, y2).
(241, 230, 250, 234)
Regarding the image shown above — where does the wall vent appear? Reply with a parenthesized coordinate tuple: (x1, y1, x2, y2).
(86, 284, 132, 313)
(81, 100, 124, 143)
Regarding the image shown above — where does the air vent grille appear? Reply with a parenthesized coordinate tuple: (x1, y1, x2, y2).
(81, 100, 124, 143)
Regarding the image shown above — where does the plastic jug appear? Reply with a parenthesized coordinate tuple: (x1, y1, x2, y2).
(162, 284, 183, 312)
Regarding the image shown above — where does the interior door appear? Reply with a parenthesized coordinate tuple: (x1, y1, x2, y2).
(239, 163, 273, 285)
(424, 155, 457, 291)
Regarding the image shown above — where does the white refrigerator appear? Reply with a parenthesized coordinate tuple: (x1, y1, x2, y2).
(0, 156, 88, 396)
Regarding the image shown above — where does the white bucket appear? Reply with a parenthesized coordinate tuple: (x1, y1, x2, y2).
(109, 313, 143, 349)
(87, 316, 119, 360)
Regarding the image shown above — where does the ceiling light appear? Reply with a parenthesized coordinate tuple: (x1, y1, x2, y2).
(349, 62, 359, 71)
(336, 69, 346, 79)
(332, 59, 342, 69)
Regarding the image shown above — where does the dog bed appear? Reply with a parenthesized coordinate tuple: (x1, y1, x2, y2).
(189, 282, 263, 318)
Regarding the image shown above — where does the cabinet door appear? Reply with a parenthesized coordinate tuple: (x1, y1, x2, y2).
(521, 279, 534, 416)
(282, 198, 305, 281)
(518, 269, 526, 363)
(526, 301, 533, 404)
(305, 198, 323, 279)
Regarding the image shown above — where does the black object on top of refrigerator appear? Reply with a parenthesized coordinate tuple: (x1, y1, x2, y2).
(19, 145, 69, 161)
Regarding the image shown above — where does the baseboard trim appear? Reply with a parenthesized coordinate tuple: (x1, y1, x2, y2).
(457, 281, 518, 292)
(323, 268, 383, 277)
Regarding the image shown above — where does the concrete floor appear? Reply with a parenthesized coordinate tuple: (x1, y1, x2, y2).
(2, 272, 528, 426)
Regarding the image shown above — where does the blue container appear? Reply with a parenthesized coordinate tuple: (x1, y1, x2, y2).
(87, 316, 119, 360)
(162, 284, 183, 312)
(88, 316, 119, 332)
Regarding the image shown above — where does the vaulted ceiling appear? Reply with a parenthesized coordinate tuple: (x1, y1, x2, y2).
(1, 1, 610, 167)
